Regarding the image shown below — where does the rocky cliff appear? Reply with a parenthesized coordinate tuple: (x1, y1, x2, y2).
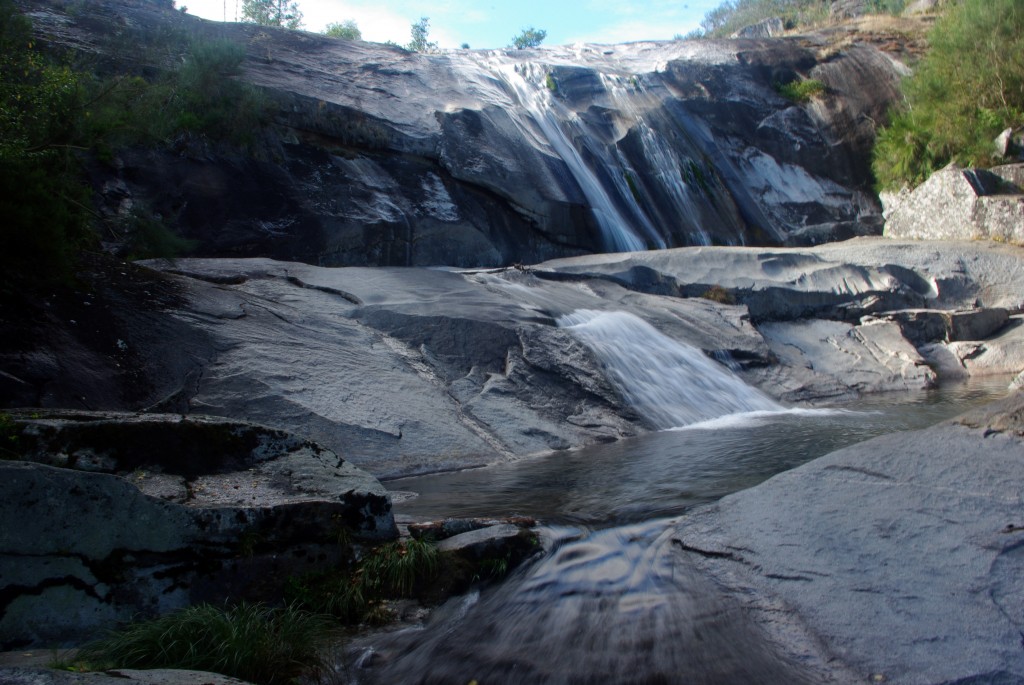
(19, 0, 906, 267)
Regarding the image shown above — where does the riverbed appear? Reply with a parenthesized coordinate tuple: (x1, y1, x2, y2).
(345, 377, 1014, 684)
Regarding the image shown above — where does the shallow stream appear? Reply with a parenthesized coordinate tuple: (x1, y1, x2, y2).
(351, 377, 1012, 684)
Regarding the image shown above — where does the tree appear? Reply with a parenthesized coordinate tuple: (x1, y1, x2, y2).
(406, 16, 438, 53)
(510, 27, 546, 49)
(240, 0, 303, 29)
(324, 19, 361, 40)
(872, 0, 1024, 189)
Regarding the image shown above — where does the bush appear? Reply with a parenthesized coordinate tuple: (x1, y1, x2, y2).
(286, 537, 440, 625)
(775, 78, 826, 102)
(75, 602, 334, 685)
(872, 0, 1024, 190)
(0, 0, 94, 291)
(510, 27, 546, 49)
(324, 19, 361, 40)
(695, 0, 831, 38)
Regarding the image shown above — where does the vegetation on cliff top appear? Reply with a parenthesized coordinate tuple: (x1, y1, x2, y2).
(872, 0, 1024, 189)
(0, 0, 267, 294)
(691, 0, 909, 38)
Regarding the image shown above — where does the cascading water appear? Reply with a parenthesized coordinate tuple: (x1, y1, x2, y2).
(489, 61, 655, 252)
(557, 309, 781, 429)
(446, 48, 761, 252)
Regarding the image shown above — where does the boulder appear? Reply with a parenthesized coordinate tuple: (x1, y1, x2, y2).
(408, 517, 537, 542)
(902, 0, 941, 15)
(731, 17, 785, 38)
(994, 129, 1023, 161)
(920, 314, 1024, 380)
(883, 164, 1024, 243)
(830, 0, 869, 20)
(673, 391, 1024, 683)
(864, 307, 1009, 346)
(0, 412, 396, 649)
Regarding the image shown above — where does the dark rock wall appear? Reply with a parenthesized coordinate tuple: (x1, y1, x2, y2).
(20, 0, 908, 267)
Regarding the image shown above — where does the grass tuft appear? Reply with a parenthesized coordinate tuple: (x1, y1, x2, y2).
(75, 602, 334, 685)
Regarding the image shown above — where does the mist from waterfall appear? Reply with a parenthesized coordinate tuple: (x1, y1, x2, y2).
(557, 309, 781, 429)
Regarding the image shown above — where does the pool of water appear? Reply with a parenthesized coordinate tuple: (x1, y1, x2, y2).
(348, 377, 1014, 684)
(387, 377, 1014, 526)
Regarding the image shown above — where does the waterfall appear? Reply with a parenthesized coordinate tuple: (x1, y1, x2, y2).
(558, 309, 781, 429)
(492, 62, 653, 253)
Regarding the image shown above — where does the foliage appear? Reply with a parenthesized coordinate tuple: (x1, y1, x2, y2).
(0, 412, 19, 458)
(75, 602, 334, 685)
(510, 26, 547, 49)
(287, 538, 440, 625)
(116, 209, 199, 260)
(324, 19, 361, 40)
(872, 0, 1024, 189)
(694, 0, 830, 38)
(406, 16, 438, 53)
(241, 0, 303, 30)
(0, 0, 94, 291)
(866, 0, 908, 13)
(362, 538, 439, 597)
(701, 285, 736, 304)
(775, 78, 826, 102)
(1, 0, 269, 292)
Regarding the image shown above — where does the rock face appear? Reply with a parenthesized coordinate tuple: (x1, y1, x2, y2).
(18, 0, 906, 266)
(883, 164, 1024, 244)
(3, 239, 1022, 481)
(0, 412, 395, 649)
(672, 391, 1024, 684)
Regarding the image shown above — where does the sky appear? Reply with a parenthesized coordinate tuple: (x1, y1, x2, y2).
(178, 0, 724, 49)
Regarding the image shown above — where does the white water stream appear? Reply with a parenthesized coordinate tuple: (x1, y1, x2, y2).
(557, 309, 781, 429)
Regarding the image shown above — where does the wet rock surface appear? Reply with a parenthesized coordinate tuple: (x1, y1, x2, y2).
(673, 391, 1024, 684)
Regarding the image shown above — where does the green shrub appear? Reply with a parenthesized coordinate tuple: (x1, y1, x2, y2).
(75, 602, 334, 685)
(872, 0, 1024, 190)
(0, 413, 19, 458)
(695, 0, 831, 38)
(287, 537, 440, 625)
(362, 538, 439, 597)
(0, 0, 94, 292)
(510, 27, 546, 49)
(324, 19, 361, 40)
(701, 285, 736, 304)
(776, 78, 826, 103)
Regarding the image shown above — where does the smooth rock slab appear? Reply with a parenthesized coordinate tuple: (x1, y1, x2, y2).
(673, 392, 1024, 684)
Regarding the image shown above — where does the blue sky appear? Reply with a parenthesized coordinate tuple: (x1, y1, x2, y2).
(181, 0, 724, 48)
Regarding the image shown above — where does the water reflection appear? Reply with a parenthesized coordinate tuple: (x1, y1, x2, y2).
(353, 520, 819, 685)
(388, 377, 1013, 526)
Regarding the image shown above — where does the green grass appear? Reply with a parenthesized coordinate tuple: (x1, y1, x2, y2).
(776, 78, 826, 103)
(701, 285, 736, 305)
(75, 602, 334, 685)
(361, 538, 439, 597)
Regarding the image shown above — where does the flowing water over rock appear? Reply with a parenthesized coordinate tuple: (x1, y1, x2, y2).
(556, 309, 780, 429)
(354, 521, 819, 684)
(359, 374, 1012, 683)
